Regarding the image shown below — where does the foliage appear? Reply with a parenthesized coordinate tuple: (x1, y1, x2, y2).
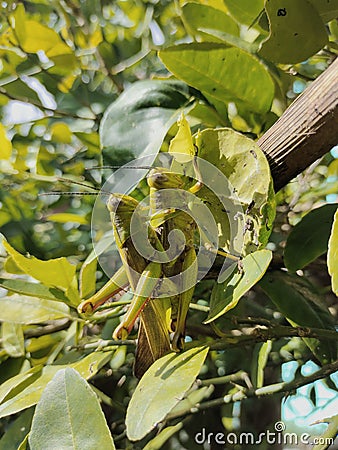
(0, 1, 337, 449)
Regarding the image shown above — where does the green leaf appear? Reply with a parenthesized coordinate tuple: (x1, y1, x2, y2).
(0, 124, 12, 159)
(0, 407, 34, 450)
(0, 295, 71, 324)
(181, 2, 239, 42)
(3, 240, 79, 305)
(126, 347, 208, 441)
(0, 278, 69, 302)
(196, 128, 275, 254)
(79, 255, 97, 299)
(223, 0, 265, 25)
(0, 352, 113, 418)
(284, 204, 338, 272)
(328, 209, 338, 295)
(29, 368, 115, 450)
(259, 0, 328, 64)
(205, 250, 272, 323)
(159, 43, 274, 114)
(1, 322, 25, 357)
(260, 271, 337, 364)
(100, 80, 192, 167)
(2, 79, 43, 107)
(9, 3, 26, 45)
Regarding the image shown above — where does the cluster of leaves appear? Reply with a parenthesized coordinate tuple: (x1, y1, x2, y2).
(0, 0, 337, 449)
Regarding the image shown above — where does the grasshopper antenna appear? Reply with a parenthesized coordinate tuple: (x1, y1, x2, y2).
(85, 165, 154, 171)
(38, 177, 113, 197)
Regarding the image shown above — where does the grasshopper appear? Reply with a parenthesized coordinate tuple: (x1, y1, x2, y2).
(77, 161, 203, 376)
(76, 115, 243, 376)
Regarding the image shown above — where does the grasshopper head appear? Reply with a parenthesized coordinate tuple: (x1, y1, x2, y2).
(107, 194, 139, 214)
(147, 168, 184, 190)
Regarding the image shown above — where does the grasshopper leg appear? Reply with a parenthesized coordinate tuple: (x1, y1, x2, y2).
(113, 261, 162, 340)
(171, 247, 197, 352)
(77, 266, 129, 315)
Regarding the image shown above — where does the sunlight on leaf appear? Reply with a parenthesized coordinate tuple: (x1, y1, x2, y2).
(126, 347, 208, 441)
(29, 368, 115, 450)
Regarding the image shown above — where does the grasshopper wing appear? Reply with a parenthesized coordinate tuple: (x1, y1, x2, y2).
(134, 299, 171, 379)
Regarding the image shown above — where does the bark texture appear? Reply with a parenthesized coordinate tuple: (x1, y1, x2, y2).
(258, 58, 338, 191)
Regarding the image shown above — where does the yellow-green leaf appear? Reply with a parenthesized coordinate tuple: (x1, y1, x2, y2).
(328, 209, 338, 295)
(79, 255, 97, 299)
(205, 250, 272, 322)
(1, 322, 25, 357)
(126, 347, 208, 441)
(0, 295, 71, 324)
(0, 124, 12, 159)
(50, 122, 72, 144)
(0, 352, 113, 418)
(3, 241, 78, 301)
(46, 213, 88, 225)
(169, 114, 195, 162)
(20, 21, 70, 56)
(9, 3, 26, 46)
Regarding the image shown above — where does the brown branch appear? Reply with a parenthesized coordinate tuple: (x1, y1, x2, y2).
(258, 58, 338, 191)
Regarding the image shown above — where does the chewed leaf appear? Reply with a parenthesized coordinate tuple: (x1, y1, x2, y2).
(126, 347, 208, 441)
(195, 128, 275, 255)
(205, 250, 272, 323)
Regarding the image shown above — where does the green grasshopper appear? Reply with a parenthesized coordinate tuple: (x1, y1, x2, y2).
(78, 163, 202, 376)
(77, 115, 242, 376)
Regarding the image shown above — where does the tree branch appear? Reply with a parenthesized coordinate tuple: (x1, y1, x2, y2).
(167, 360, 338, 419)
(258, 58, 338, 191)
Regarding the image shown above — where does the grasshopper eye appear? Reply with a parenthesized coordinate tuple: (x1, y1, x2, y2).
(107, 196, 119, 212)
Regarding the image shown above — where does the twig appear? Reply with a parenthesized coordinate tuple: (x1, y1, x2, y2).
(208, 325, 338, 351)
(24, 319, 71, 338)
(168, 360, 338, 419)
(69, 338, 136, 351)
